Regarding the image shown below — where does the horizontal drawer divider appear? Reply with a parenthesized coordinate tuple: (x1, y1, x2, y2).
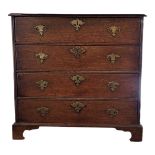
(15, 42, 141, 46)
(17, 97, 138, 101)
(16, 70, 140, 74)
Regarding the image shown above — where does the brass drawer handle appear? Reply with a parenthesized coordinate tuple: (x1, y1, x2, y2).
(71, 75, 85, 86)
(35, 51, 48, 63)
(34, 24, 47, 37)
(107, 53, 120, 64)
(36, 80, 48, 90)
(107, 26, 120, 37)
(106, 108, 119, 117)
(70, 46, 86, 59)
(70, 19, 85, 31)
(71, 101, 86, 113)
(37, 107, 49, 117)
(108, 81, 120, 92)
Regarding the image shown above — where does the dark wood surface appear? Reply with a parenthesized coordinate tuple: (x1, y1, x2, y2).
(17, 73, 139, 98)
(15, 17, 141, 44)
(17, 99, 138, 125)
(12, 123, 142, 141)
(11, 14, 144, 141)
(16, 45, 140, 71)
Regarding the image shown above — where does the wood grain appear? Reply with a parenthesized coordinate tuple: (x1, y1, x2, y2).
(15, 17, 141, 44)
(17, 99, 138, 125)
(17, 73, 139, 98)
(10, 14, 144, 140)
(16, 45, 140, 71)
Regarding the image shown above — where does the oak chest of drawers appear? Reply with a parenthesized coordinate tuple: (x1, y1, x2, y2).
(10, 13, 145, 141)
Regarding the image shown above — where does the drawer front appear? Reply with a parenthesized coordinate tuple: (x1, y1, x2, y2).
(17, 99, 138, 125)
(16, 45, 139, 71)
(15, 17, 141, 44)
(17, 73, 139, 98)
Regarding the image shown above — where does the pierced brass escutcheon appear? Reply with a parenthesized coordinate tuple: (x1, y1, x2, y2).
(106, 108, 119, 117)
(71, 75, 85, 86)
(35, 52, 48, 64)
(70, 46, 86, 59)
(70, 19, 85, 31)
(107, 26, 120, 37)
(37, 107, 49, 117)
(71, 101, 86, 113)
(34, 24, 47, 37)
(107, 53, 120, 64)
(36, 80, 48, 90)
(108, 81, 120, 92)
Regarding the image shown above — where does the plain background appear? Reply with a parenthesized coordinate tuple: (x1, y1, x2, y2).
(0, 0, 154, 154)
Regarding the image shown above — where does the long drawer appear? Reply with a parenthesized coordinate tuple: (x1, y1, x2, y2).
(17, 73, 139, 98)
(15, 17, 141, 44)
(17, 99, 138, 125)
(16, 45, 140, 71)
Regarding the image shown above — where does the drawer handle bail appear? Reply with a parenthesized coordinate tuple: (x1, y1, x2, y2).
(35, 52, 48, 64)
(36, 80, 48, 90)
(107, 53, 120, 64)
(70, 46, 86, 59)
(70, 19, 85, 31)
(71, 101, 86, 113)
(71, 75, 85, 86)
(37, 107, 49, 117)
(108, 81, 120, 92)
(107, 26, 120, 37)
(106, 108, 119, 117)
(34, 24, 47, 37)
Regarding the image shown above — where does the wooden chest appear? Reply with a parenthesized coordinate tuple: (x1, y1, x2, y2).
(9, 13, 145, 141)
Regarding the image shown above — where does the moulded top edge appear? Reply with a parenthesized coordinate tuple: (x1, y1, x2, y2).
(8, 13, 146, 18)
